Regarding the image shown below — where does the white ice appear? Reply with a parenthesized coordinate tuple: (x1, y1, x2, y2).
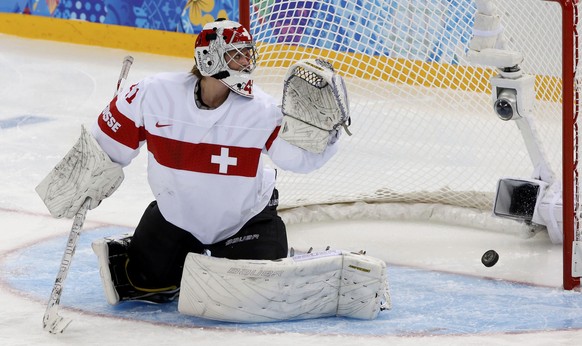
(0, 33, 581, 345)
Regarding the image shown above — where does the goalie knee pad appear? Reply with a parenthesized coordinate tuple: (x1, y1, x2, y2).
(178, 249, 390, 322)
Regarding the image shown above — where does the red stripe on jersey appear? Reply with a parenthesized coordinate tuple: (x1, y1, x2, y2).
(146, 132, 261, 177)
(97, 97, 146, 149)
(265, 126, 280, 151)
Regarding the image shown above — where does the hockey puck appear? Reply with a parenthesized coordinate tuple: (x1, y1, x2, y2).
(481, 250, 499, 267)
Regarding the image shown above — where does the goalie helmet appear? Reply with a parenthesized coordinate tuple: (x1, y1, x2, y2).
(194, 19, 258, 98)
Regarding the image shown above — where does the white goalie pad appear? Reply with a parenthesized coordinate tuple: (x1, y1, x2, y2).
(35, 125, 124, 218)
(336, 251, 391, 319)
(178, 250, 390, 323)
(279, 58, 351, 153)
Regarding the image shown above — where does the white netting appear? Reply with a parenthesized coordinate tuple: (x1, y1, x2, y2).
(574, 1, 582, 245)
(247, 0, 576, 238)
(244, 0, 582, 287)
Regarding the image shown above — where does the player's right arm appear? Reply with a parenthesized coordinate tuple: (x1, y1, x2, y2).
(91, 82, 147, 166)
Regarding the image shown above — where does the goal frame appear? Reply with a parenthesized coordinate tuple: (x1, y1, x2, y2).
(558, 0, 580, 291)
(238, 0, 581, 290)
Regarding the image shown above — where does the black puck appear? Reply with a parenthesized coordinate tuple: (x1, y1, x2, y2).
(481, 250, 499, 267)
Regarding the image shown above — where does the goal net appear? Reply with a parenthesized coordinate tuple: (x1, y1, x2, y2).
(240, 0, 580, 289)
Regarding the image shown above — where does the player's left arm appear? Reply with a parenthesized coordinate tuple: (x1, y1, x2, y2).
(266, 130, 339, 173)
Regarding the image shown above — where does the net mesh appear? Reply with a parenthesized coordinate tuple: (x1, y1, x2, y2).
(291, 62, 331, 88)
(244, 0, 582, 288)
(248, 0, 574, 233)
(245, 0, 582, 249)
(574, 1, 582, 245)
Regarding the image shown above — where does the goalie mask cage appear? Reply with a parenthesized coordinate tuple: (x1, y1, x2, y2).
(238, 0, 581, 290)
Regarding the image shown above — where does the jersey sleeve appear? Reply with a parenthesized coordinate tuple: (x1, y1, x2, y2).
(265, 127, 339, 173)
(91, 81, 147, 166)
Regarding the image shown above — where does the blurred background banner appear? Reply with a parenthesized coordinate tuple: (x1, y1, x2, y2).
(0, 1, 475, 64)
(0, 0, 239, 33)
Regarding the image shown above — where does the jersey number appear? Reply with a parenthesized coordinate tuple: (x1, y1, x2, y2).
(243, 80, 253, 94)
(125, 84, 139, 104)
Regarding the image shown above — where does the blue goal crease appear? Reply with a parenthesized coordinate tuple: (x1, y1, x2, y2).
(2, 225, 582, 337)
(0, 115, 51, 129)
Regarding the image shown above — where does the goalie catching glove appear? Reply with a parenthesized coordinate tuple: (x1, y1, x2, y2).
(35, 125, 124, 218)
(279, 59, 351, 153)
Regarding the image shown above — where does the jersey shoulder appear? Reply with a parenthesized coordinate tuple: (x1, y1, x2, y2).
(249, 84, 282, 117)
(140, 72, 195, 89)
(252, 84, 278, 104)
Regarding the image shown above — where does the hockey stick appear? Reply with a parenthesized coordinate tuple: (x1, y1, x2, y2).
(42, 55, 134, 334)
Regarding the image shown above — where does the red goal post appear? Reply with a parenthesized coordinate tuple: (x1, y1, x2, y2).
(239, 0, 581, 290)
(558, 0, 579, 291)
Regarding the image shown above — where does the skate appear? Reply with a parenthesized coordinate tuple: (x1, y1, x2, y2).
(92, 235, 179, 305)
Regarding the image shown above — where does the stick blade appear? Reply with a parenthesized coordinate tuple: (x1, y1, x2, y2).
(43, 306, 72, 334)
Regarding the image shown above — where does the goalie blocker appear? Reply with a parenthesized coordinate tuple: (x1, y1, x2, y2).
(35, 125, 124, 219)
(178, 249, 390, 323)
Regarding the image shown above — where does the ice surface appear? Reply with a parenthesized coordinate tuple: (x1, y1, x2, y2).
(1, 34, 581, 345)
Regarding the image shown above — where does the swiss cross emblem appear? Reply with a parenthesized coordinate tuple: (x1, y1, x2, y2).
(211, 147, 238, 174)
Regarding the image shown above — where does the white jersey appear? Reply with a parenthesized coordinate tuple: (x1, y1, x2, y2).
(92, 72, 337, 244)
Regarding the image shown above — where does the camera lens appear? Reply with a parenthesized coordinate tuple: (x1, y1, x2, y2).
(494, 99, 514, 120)
(494, 89, 517, 120)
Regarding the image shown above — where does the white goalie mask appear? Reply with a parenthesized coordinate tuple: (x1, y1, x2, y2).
(195, 19, 258, 98)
